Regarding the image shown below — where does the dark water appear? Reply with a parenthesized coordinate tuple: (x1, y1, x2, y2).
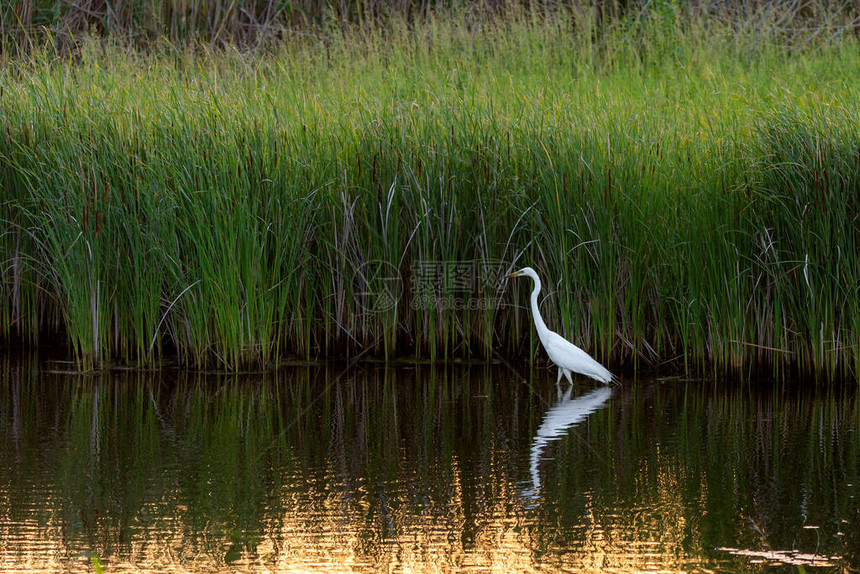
(1, 357, 858, 573)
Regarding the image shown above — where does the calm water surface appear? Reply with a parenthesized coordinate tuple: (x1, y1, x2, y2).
(1, 357, 858, 572)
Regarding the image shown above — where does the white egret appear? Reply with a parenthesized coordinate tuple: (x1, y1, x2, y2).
(507, 267, 616, 385)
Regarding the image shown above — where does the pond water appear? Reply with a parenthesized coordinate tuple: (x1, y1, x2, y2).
(1, 357, 858, 573)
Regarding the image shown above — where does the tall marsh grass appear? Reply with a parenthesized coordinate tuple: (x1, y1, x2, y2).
(1, 9, 859, 377)
(3, 0, 858, 52)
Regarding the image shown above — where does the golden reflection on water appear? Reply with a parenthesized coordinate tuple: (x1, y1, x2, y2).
(0, 512, 708, 573)
(264, 470, 539, 573)
(1, 363, 857, 573)
(0, 458, 712, 572)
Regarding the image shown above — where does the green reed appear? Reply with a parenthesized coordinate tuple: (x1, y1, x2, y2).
(1, 9, 859, 378)
(3, 0, 856, 54)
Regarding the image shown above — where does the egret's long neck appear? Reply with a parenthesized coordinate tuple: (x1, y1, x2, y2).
(529, 276, 550, 338)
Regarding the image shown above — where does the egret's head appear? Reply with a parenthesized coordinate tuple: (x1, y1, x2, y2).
(506, 267, 537, 280)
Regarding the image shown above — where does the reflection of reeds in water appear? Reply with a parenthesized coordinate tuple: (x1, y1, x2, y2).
(1, 12, 860, 378)
(0, 358, 858, 571)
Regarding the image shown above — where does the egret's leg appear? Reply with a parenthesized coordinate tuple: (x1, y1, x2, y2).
(556, 367, 565, 398)
(563, 369, 573, 386)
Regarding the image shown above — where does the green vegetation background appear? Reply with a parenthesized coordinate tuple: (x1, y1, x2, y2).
(1, 1, 859, 378)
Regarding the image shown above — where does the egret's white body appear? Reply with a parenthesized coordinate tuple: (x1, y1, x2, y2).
(508, 267, 615, 385)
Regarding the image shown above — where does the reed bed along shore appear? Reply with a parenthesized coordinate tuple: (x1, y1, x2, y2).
(1, 8, 859, 378)
(5, 0, 858, 54)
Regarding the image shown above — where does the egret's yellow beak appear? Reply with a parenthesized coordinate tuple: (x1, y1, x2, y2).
(506, 271, 522, 278)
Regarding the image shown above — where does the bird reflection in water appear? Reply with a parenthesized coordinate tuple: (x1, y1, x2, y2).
(522, 386, 613, 503)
